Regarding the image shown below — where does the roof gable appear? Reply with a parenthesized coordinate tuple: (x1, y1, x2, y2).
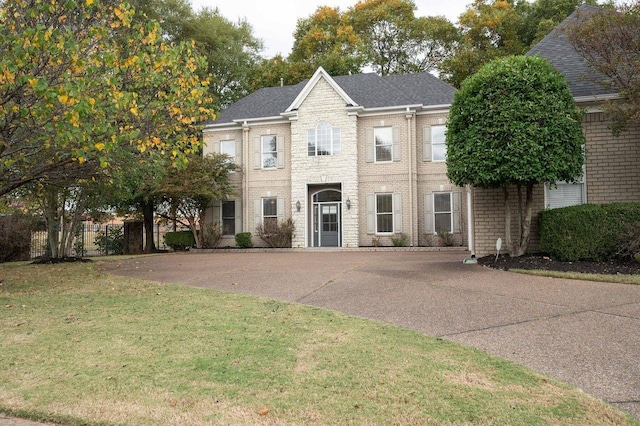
(526, 5, 614, 99)
(285, 67, 358, 113)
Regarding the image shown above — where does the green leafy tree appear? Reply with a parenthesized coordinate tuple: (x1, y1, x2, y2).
(515, 0, 598, 47)
(289, 6, 363, 77)
(349, 0, 457, 75)
(440, 0, 524, 88)
(566, 1, 640, 134)
(157, 154, 237, 249)
(0, 0, 212, 198)
(446, 55, 585, 256)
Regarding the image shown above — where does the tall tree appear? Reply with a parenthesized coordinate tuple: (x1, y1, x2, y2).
(446, 56, 585, 256)
(515, 0, 598, 47)
(158, 154, 237, 249)
(0, 0, 212, 197)
(349, 0, 457, 75)
(566, 1, 640, 134)
(440, 0, 524, 88)
(290, 6, 362, 77)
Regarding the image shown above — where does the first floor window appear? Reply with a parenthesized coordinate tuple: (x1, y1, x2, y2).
(263, 197, 278, 227)
(376, 193, 393, 233)
(222, 201, 235, 235)
(434, 192, 452, 233)
(546, 181, 585, 209)
(262, 135, 277, 169)
(432, 125, 446, 162)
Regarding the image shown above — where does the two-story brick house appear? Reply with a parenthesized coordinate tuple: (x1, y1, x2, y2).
(203, 67, 468, 249)
(203, 5, 640, 255)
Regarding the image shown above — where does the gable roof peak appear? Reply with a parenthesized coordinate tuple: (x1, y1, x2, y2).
(285, 66, 358, 113)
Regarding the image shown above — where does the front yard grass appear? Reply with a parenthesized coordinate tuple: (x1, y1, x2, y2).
(0, 261, 637, 425)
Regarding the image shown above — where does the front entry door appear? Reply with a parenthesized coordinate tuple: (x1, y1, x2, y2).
(320, 204, 339, 247)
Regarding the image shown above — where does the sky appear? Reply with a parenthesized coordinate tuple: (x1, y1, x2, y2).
(188, 0, 471, 58)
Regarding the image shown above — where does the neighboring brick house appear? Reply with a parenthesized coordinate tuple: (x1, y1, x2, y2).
(203, 68, 468, 248)
(471, 5, 640, 256)
(203, 5, 640, 254)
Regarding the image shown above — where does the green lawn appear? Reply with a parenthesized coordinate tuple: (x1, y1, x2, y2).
(0, 261, 636, 425)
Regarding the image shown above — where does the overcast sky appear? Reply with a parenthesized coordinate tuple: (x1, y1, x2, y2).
(189, 0, 471, 58)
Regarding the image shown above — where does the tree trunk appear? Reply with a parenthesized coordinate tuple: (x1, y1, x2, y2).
(142, 199, 157, 253)
(513, 183, 535, 257)
(503, 187, 512, 256)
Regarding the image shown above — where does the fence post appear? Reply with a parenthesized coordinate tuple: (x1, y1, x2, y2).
(105, 224, 110, 255)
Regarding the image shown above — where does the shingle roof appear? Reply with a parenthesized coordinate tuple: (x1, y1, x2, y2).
(526, 5, 612, 98)
(209, 71, 455, 125)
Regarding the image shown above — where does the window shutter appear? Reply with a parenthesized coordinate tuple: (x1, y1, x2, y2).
(277, 136, 285, 169)
(212, 141, 221, 154)
(235, 199, 243, 233)
(253, 199, 262, 231)
(392, 126, 401, 162)
(422, 126, 432, 162)
(393, 193, 403, 233)
(424, 194, 434, 234)
(253, 137, 261, 170)
(365, 128, 374, 163)
(235, 140, 243, 165)
(452, 192, 462, 233)
(366, 195, 375, 234)
(211, 200, 221, 225)
(277, 198, 285, 222)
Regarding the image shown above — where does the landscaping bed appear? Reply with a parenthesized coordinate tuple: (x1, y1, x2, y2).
(479, 254, 640, 275)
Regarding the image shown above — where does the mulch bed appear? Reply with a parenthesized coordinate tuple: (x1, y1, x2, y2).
(478, 254, 640, 275)
(31, 257, 93, 265)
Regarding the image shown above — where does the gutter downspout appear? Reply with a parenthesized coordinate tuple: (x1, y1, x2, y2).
(406, 109, 416, 246)
(242, 121, 250, 234)
(464, 184, 477, 264)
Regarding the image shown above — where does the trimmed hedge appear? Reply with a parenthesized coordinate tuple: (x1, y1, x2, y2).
(165, 231, 195, 251)
(235, 232, 253, 248)
(539, 203, 640, 261)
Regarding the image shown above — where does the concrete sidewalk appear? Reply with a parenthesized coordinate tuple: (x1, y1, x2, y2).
(100, 250, 640, 421)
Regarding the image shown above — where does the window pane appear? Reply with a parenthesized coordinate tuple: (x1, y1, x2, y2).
(432, 125, 447, 161)
(262, 135, 277, 168)
(307, 129, 316, 156)
(435, 213, 452, 233)
(374, 127, 392, 162)
(263, 198, 277, 216)
(316, 122, 331, 156)
(220, 141, 235, 158)
(376, 145, 392, 162)
(377, 214, 393, 233)
(333, 128, 341, 155)
(376, 194, 392, 214)
(434, 193, 451, 213)
(222, 201, 235, 218)
(432, 126, 446, 144)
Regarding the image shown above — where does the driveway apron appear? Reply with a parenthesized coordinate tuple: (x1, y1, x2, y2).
(102, 250, 640, 420)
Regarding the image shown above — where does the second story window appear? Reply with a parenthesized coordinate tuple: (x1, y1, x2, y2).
(308, 121, 341, 156)
(374, 127, 393, 162)
(432, 125, 447, 162)
(262, 135, 277, 169)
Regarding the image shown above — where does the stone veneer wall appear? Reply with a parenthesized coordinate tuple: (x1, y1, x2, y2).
(290, 78, 359, 247)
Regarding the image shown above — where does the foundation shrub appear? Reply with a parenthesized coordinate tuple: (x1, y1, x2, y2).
(539, 203, 640, 261)
(165, 231, 195, 251)
(235, 232, 253, 248)
(256, 218, 295, 248)
(0, 214, 35, 262)
(391, 233, 408, 247)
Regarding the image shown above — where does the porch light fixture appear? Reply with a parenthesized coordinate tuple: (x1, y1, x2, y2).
(346, 198, 351, 210)
(296, 200, 301, 212)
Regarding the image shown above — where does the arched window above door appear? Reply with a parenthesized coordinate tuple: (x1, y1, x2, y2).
(313, 189, 342, 203)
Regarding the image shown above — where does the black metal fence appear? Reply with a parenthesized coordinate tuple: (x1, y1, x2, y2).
(30, 222, 168, 259)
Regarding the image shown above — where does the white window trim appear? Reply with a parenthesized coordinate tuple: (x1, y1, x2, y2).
(544, 163, 587, 210)
(433, 192, 453, 234)
(374, 127, 393, 163)
(261, 135, 277, 169)
(431, 125, 447, 162)
(375, 193, 394, 234)
(308, 121, 340, 156)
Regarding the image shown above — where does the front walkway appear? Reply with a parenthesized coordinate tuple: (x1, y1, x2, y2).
(102, 250, 640, 420)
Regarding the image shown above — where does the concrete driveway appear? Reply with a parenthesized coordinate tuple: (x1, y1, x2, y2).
(101, 249, 640, 421)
